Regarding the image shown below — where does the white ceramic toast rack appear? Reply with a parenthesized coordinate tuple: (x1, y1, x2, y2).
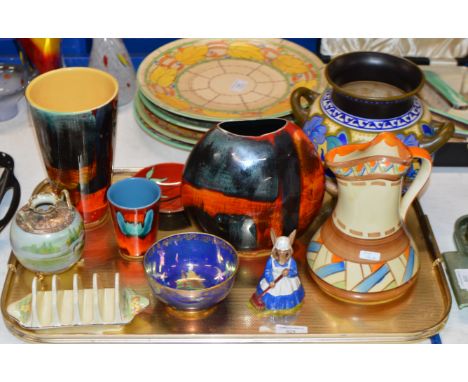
(7, 273, 149, 329)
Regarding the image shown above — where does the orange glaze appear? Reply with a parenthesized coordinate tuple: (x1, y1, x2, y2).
(109, 205, 159, 259)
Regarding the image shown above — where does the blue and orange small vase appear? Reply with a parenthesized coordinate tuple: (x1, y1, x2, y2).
(107, 178, 161, 261)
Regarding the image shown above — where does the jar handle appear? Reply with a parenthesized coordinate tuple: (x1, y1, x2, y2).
(400, 147, 432, 222)
(60, 189, 73, 210)
(28, 192, 60, 211)
(290, 87, 320, 127)
(419, 121, 454, 153)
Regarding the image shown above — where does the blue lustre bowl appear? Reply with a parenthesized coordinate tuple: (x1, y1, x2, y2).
(144, 232, 239, 311)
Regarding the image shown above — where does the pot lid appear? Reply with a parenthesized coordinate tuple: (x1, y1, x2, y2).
(16, 191, 76, 234)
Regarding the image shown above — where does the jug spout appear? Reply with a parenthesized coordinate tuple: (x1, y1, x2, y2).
(325, 133, 431, 239)
(325, 132, 415, 179)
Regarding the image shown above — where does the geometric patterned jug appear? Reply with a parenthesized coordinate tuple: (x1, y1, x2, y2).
(307, 132, 432, 304)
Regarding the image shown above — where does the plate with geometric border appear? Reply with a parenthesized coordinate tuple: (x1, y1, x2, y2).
(137, 38, 325, 122)
(134, 107, 193, 151)
(135, 95, 203, 144)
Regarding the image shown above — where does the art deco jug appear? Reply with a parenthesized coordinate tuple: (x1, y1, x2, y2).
(307, 132, 432, 304)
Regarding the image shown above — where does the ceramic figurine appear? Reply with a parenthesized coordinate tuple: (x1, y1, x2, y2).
(307, 132, 432, 304)
(181, 118, 325, 253)
(10, 190, 85, 274)
(7, 273, 149, 329)
(291, 52, 453, 163)
(26, 67, 119, 225)
(89, 38, 136, 106)
(251, 230, 304, 312)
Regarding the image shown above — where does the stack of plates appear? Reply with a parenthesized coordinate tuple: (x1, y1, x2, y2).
(135, 38, 325, 150)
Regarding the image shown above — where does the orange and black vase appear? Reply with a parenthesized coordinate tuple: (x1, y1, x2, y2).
(25, 68, 119, 226)
(181, 119, 325, 252)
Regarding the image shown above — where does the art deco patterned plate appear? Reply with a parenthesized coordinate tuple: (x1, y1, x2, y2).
(137, 39, 325, 121)
(138, 90, 215, 132)
(134, 95, 203, 144)
(134, 107, 193, 151)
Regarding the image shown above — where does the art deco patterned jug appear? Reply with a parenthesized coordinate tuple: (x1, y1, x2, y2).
(307, 132, 432, 304)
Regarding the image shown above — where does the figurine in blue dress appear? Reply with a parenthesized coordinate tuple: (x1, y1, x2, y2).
(251, 229, 305, 312)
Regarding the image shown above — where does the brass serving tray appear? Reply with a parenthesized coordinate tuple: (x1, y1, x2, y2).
(1, 169, 451, 343)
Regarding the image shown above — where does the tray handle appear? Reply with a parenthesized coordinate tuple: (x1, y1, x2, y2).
(0, 153, 21, 233)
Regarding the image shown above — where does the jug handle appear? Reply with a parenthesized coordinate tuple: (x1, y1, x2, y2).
(325, 178, 338, 197)
(291, 87, 320, 126)
(419, 121, 454, 153)
(400, 147, 433, 222)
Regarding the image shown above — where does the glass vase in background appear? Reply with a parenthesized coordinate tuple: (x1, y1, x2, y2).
(89, 38, 136, 106)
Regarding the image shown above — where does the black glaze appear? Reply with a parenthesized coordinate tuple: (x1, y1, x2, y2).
(158, 211, 191, 231)
(183, 119, 304, 251)
(183, 128, 278, 202)
(326, 52, 424, 119)
(274, 130, 300, 235)
(219, 119, 286, 136)
(188, 209, 258, 251)
(30, 101, 117, 195)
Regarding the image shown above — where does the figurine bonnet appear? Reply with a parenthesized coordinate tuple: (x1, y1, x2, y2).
(250, 229, 305, 312)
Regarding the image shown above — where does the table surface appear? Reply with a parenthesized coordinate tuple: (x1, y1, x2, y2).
(1, 89, 468, 344)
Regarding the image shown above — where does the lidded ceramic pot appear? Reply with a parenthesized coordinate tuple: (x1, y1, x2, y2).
(306, 132, 432, 304)
(181, 118, 325, 253)
(291, 52, 454, 161)
(10, 190, 85, 274)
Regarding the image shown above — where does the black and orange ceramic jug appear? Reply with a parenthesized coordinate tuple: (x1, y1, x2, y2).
(181, 118, 325, 253)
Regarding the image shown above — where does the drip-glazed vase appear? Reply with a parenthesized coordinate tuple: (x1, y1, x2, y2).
(25, 67, 118, 226)
(181, 118, 325, 253)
